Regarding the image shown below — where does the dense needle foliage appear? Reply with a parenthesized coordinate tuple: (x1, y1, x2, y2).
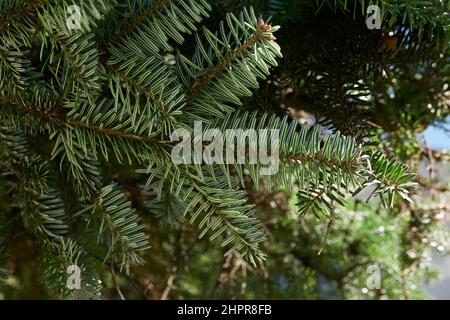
(0, 0, 449, 299)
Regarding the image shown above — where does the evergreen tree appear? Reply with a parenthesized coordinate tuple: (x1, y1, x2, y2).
(0, 0, 448, 299)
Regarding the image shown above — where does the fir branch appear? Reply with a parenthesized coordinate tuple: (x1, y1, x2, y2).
(189, 29, 266, 100)
(282, 152, 359, 173)
(0, 97, 160, 144)
(88, 183, 151, 269)
(109, 0, 174, 46)
(66, 119, 160, 144)
(106, 64, 166, 112)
